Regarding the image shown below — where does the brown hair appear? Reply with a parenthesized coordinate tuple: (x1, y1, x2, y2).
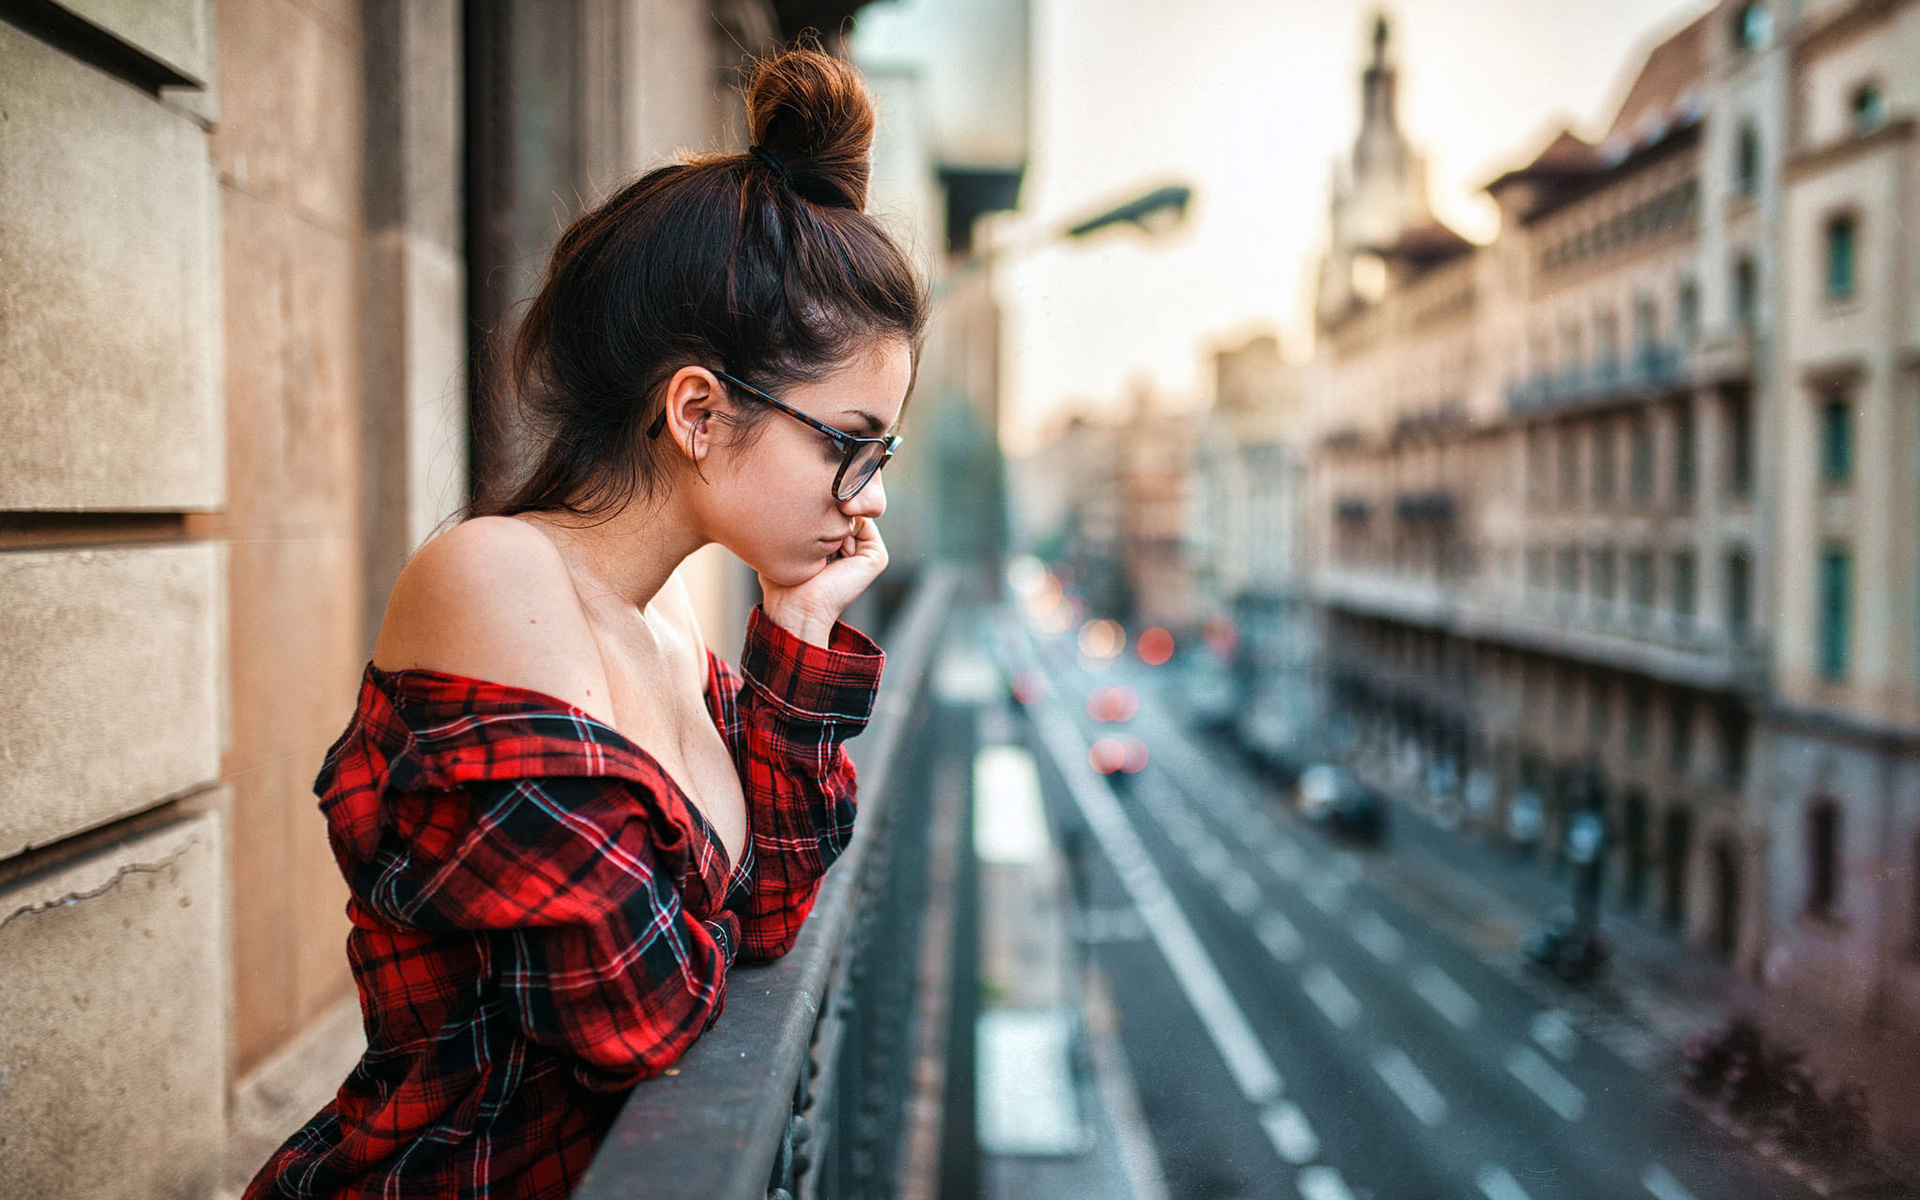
(479, 43, 928, 518)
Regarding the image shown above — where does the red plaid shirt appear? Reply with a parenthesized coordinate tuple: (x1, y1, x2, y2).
(245, 608, 883, 1200)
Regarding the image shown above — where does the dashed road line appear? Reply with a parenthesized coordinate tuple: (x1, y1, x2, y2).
(1028, 691, 1286, 1106)
(1475, 1163, 1534, 1200)
(1304, 876, 1348, 915)
(1265, 842, 1306, 881)
(1295, 1165, 1357, 1200)
(1529, 1009, 1578, 1061)
(1260, 1101, 1320, 1165)
(1349, 910, 1405, 963)
(1372, 1045, 1449, 1127)
(1256, 910, 1305, 963)
(1505, 1045, 1587, 1121)
(1640, 1163, 1699, 1200)
(1409, 963, 1481, 1029)
(1302, 963, 1363, 1029)
(1220, 868, 1263, 916)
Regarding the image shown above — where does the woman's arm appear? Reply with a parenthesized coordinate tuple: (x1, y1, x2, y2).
(706, 606, 884, 960)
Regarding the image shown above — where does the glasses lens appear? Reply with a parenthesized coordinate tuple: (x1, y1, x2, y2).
(837, 441, 890, 501)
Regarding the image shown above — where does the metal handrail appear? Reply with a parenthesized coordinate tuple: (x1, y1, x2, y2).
(573, 564, 958, 1200)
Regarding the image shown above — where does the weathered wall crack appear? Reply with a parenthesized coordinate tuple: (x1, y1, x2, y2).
(0, 835, 204, 933)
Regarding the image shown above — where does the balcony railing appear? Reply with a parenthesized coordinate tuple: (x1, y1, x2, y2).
(1507, 343, 1687, 415)
(574, 566, 959, 1200)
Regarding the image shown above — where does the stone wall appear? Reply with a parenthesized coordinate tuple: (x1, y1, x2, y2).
(0, 2, 232, 1195)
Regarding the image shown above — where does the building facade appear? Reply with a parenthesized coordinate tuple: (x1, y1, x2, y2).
(1303, 0, 1920, 1156)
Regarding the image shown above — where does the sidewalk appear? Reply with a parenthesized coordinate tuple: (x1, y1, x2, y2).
(964, 674, 1170, 1200)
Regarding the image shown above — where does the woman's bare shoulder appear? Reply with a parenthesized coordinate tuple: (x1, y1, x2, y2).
(371, 516, 612, 718)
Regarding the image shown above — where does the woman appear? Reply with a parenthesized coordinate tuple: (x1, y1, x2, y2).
(246, 44, 926, 1200)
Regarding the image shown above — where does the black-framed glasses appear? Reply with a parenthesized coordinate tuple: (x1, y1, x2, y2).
(647, 369, 901, 503)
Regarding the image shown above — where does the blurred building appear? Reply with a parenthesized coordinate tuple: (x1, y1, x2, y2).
(853, 0, 1032, 584)
(0, 3, 957, 1195)
(1303, 0, 1920, 1152)
(1192, 335, 1316, 755)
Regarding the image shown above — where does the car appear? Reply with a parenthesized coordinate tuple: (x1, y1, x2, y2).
(1293, 764, 1389, 846)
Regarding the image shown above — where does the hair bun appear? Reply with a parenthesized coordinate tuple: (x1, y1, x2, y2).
(744, 44, 875, 210)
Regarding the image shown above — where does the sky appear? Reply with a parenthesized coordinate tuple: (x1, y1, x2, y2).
(995, 0, 1711, 453)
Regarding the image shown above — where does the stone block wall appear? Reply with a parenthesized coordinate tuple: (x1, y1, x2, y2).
(0, 2, 232, 1195)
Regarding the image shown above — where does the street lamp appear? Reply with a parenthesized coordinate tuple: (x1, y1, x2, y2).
(1063, 183, 1193, 240)
(936, 178, 1197, 298)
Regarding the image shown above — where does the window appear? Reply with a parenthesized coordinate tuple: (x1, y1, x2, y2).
(1726, 549, 1752, 640)
(1734, 255, 1758, 327)
(1596, 310, 1620, 378)
(1588, 672, 1612, 742)
(1678, 278, 1700, 347)
(1593, 421, 1615, 504)
(1557, 545, 1579, 598)
(1735, 1, 1772, 50)
(1556, 667, 1576, 728)
(1559, 425, 1580, 503)
(1630, 415, 1655, 500)
(1674, 403, 1697, 498)
(1821, 395, 1853, 484)
(1527, 427, 1549, 500)
(1592, 547, 1617, 621)
(1669, 693, 1694, 772)
(1526, 545, 1548, 599)
(1735, 123, 1761, 196)
(1633, 294, 1659, 353)
(1719, 707, 1749, 787)
(1852, 82, 1887, 136)
(1626, 683, 1651, 753)
(1826, 215, 1857, 301)
(1673, 550, 1697, 635)
(1725, 388, 1753, 498)
(1820, 545, 1852, 681)
(1629, 550, 1655, 627)
(1807, 800, 1840, 918)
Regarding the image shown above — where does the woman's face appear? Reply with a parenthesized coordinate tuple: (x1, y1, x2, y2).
(696, 338, 913, 587)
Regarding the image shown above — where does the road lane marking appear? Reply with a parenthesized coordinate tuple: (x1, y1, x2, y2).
(1221, 869, 1262, 916)
(1409, 963, 1481, 1029)
(1505, 1045, 1586, 1120)
(1295, 1165, 1356, 1200)
(1476, 1164, 1534, 1200)
(1265, 843, 1306, 881)
(1372, 1045, 1449, 1127)
(1641, 1164, 1698, 1200)
(1256, 910, 1305, 963)
(1260, 1101, 1320, 1164)
(1350, 911, 1405, 963)
(1028, 695, 1285, 1105)
(1302, 964, 1362, 1028)
(1304, 876, 1347, 914)
(1529, 1009, 1578, 1061)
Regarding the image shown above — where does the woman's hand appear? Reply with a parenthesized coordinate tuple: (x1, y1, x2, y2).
(759, 517, 889, 647)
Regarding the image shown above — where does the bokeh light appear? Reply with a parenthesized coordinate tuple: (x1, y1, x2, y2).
(1078, 618, 1125, 660)
(1088, 737, 1127, 775)
(1137, 626, 1175, 666)
(1086, 685, 1140, 723)
(1120, 738, 1150, 774)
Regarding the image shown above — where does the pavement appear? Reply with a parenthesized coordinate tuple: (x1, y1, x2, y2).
(984, 613, 1917, 1200)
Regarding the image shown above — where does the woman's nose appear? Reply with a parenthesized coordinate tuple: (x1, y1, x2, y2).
(841, 471, 887, 518)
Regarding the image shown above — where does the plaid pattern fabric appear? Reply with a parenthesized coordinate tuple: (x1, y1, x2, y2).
(245, 607, 882, 1200)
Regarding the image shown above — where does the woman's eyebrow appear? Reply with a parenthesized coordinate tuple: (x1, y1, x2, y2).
(839, 409, 888, 434)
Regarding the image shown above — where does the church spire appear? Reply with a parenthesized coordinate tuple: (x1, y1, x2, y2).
(1361, 11, 1397, 133)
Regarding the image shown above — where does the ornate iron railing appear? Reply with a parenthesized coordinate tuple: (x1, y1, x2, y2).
(573, 566, 958, 1200)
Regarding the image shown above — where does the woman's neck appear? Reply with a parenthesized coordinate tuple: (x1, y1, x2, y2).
(520, 494, 708, 612)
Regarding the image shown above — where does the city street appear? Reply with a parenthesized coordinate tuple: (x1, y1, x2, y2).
(995, 619, 1825, 1200)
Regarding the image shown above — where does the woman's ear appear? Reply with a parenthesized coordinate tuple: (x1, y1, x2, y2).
(658, 366, 725, 462)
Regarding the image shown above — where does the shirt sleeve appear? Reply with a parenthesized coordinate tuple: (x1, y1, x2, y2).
(707, 605, 885, 962)
(363, 773, 742, 1091)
